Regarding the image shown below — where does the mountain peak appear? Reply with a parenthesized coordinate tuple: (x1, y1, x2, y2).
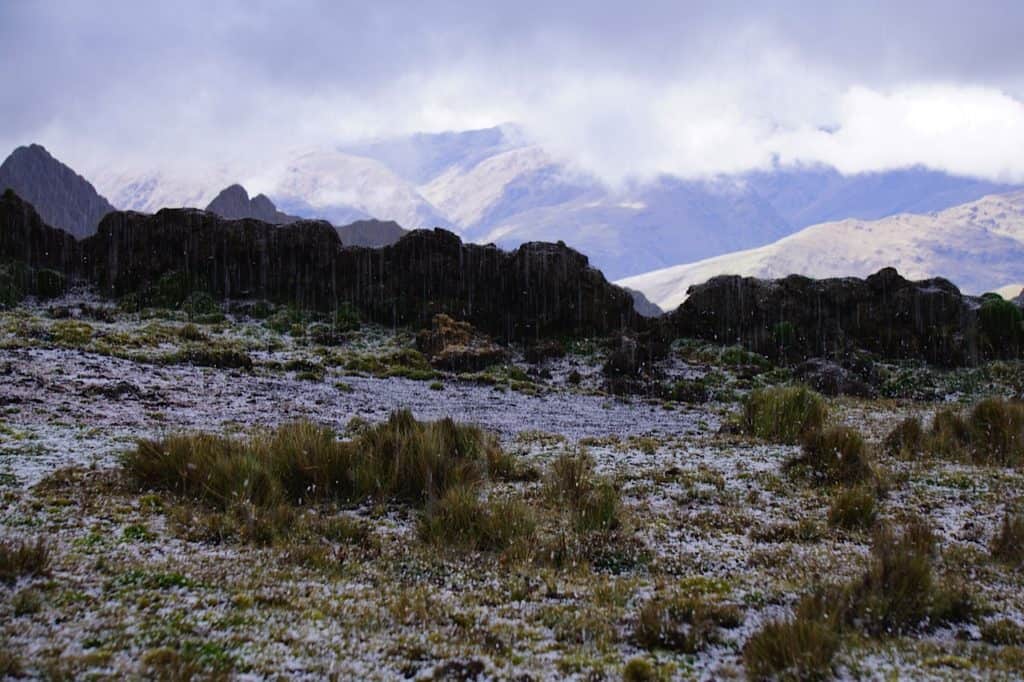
(205, 184, 296, 224)
(0, 143, 114, 238)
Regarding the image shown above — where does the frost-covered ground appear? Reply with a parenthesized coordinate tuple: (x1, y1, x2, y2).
(1, 295, 1023, 680)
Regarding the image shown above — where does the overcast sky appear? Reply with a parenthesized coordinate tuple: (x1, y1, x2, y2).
(3, 0, 1024, 183)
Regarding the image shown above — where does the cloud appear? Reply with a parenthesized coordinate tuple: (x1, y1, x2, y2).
(3, 0, 1024, 184)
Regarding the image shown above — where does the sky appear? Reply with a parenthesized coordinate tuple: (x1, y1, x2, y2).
(3, 0, 1024, 184)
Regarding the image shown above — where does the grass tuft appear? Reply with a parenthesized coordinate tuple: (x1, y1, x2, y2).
(124, 410, 505, 510)
(418, 485, 536, 553)
(787, 426, 874, 486)
(743, 614, 838, 681)
(545, 450, 622, 532)
(740, 385, 828, 444)
(827, 486, 878, 530)
(991, 512, 1024, 565)
(635, 592, 742, 653)
(0, 537, 50, 584)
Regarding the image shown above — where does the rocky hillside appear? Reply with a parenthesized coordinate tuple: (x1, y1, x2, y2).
(0, 144, 115, 239)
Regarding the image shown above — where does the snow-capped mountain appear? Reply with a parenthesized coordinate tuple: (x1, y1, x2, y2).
(618, 190, 1024, 311)
(269, 149, 451, 229)
(91, 167, 235, 215)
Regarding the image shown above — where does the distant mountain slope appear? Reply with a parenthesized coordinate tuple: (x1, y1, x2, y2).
(343, 126, 520, 185)
(206, 184, 299, 224)
(619, 191, 1024, 311)
(336, 219, 408, 248)
(743, 164, 1019, 227)
(473, 176, 792, 281)
(0, 144, 115, 238)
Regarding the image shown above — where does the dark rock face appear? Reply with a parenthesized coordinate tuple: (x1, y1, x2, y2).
(0, 144, 114, 239)
(205, 184, 299, 224)
(0, 189, 80, 274)
(67, 203, 636, 341)
(83, 208, 344, 311)
(336, 219, 408, 248)
(671, 268, 983, 366)
(336, 231, 638, 340)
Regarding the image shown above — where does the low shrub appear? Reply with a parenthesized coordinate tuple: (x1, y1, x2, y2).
(740, 385, 828, 444)
(787, 426, 874, 486)
(827, 486, 878, 530)
(0, 537, 50, 584)
(178, 323, 207, 342)
(991, 513, 1024, 565)
(622, 657, 657, 682)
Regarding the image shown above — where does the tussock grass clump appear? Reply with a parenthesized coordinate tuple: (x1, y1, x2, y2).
(418, 485, 536, 553)
(743, 614, 839, 681)
(814, 518, 973, 636)
(991, 513, 1024, 565)
(635, 593, 743, 653)
(740, 385, 828, 444)
(124, 410, 504, 510)
(883, 416, 924, 458)
(750, 518, 823, 544)
(545, 450, 622, 532)
(165, 343, 253, 370)
(787, 426, 874, 486)
(828, 486, 878, 530)
(981, 618, 1024, 646)
(0, 537, 50, 584)
(622, 657, 657, 682)
(907, 399, 1024, 466)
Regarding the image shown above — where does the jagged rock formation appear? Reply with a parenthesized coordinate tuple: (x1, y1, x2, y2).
(670, 268, 988, 366)
(0, 144, 115, 239)
(205, 184, 299, 224)
(83, 209, 343, 312)
(0, 189, 80, 274)
(336, 219, 408, 248)
(69, 203, 637, 341)
(206, 184, 407, 248)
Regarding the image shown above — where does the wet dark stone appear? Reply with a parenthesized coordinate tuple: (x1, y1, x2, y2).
(670, 268, 988, 367)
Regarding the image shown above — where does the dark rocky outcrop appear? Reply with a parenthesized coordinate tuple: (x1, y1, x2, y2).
(670, 268, 985, 366)
(62, 202, 638, 341)
(0, 144, 114, 239)
(0, 189, 81, 274)
(83, 208, 343, 312)
(205, 184, 300, 224)
(792, 358, 877, 398)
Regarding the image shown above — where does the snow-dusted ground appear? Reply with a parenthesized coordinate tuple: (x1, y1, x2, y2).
(1, 298, 1022, 680)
